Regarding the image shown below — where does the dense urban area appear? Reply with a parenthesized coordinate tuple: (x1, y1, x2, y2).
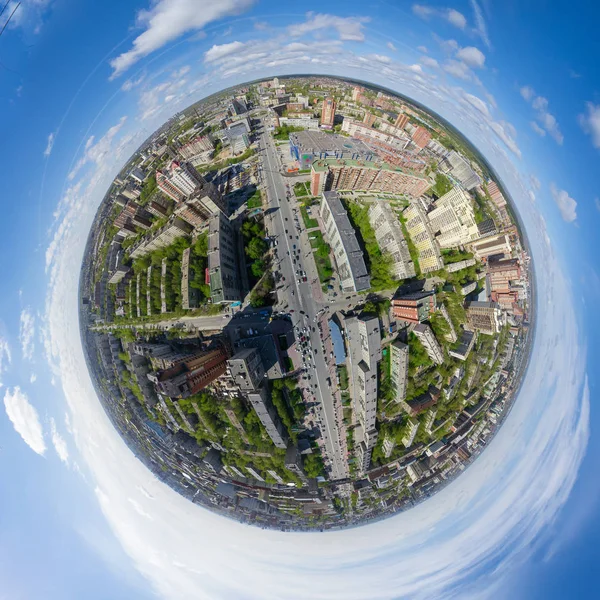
(79, 75, 534, 531)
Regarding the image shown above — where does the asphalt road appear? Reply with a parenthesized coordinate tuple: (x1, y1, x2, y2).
(257, 117, 350, 481)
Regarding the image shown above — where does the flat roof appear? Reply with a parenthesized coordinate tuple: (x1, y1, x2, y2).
(289, 130, 373, 156)
(322, 191, 370, 291)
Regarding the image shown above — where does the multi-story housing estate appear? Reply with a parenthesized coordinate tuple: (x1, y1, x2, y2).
(438, 151, 482, 190)
(394, 113, 409, 129)
(346, 315, 382, 473)
(178, 136, 214, 164)
(129, 217, 193, 259)
(466, 301, 502, 335)
(471, 233, 512, 259)
(413, 323, 444, 365)
(403, 201, 444, 273)
(341, 119, 410, 150)
(390, 341, 409, 404)
(227, 348, 265, 392)
(427, 187, 480, 248)
(247, 385, 289, 449)
(207, 211, 242, 304)
(320, 97, 336, 129)
(181, 247, 199, 310)
(411, 126, 431, 151)
(311, 158, 431, 197)
(392, 291, 436, 323)
(367, 202, 416, 280)
(157, 160, 206, 202)
(320, 191, 371, 292)
(152, 346, 230, 398)
(488, 258, 521, 293)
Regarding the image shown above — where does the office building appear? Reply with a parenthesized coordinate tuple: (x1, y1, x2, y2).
(390, 341, 409, 403)
(154, 346, 230, 398)
(248, 385, 288, 449)
(449, 329, 477, 361)
(401, 419, 419, 448)
(368, 202, 416, 280)
(129, 217, 193, 259)
(320, 191, 371, 292)
(413, 323, 444, 365)
(466, 301, 502, 335)
(427, 187, 480, 248)
(471, 233, 512, 259)
(320, 97, 336, 129)
(402, 201, 444, 273)
(130, 167, 146, 183)
(346, 315, 382, 472)
(392, 291, 436, 324)
(181, 247, 199, 310)
(227, 348, 265, 391)
(394, 113, 409, 129)
(438, 151, 482, 190)
(157, 160, 207, 202)
(311, 158, 431, 198)
(411, 126, 431, 151)
(289, 130, 374, 170)
(207, 211, 241, 303)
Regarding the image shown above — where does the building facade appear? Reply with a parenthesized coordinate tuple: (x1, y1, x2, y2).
(368, 202, 416, 280)
(466, 301, 502, 335)
(413, 323, 444, 365)
(207, 211, 242, 303)
(320, 97, 336, 129)
(390, 341, 409, 404)
(320, 191, 371, 292)
(402, 201, 444, 273)
(427, 187, 480, 248)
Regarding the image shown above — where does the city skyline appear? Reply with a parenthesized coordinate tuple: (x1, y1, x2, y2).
(0, 1, 598, 600)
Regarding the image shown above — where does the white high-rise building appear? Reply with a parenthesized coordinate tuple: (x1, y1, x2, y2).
(346, 315, 382, 473)
(156, 160, 206, 202)
(368, 202, 416, 280)
(427, 187, 480, 249)
(390, 341, 409, 403)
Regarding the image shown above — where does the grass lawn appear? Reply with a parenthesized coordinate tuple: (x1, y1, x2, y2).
(309, 230, 334, 285)
(246, 190, 263, 210)
(300, 205, 318, 229)
(294, 181, 310, 198)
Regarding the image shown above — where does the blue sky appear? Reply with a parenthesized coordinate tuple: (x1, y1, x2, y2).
(0, 1, 599, 599)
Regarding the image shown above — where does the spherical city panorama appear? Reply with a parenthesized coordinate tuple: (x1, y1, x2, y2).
(80, 75, 533, 531)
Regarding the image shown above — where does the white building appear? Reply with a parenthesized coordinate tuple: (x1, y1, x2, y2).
(438, 151, 482, 190)
(401, 419, 419, 448)
(427, 187, 480, 249)
(346, 315, 382, 473)
(368, 202, 416, 280)
(390, 340, 409, 404)
(413, 323, 444, 365)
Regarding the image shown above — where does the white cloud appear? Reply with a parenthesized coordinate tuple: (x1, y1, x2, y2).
(417, 45, 428, 53)
(520, 86, 563, 144)
(530, 121, 546, 137)
(469, 0, 490, 48)
(463, 93, 491, 117)
(44, 132, 55, 157)
(4, 386, 46, 456)
(412, 5, 467, 29)
(204, 41, 247, 63)
(446, 9, 467, 29)
(0, 336, 11, 387)
(550, 183, 578, 222)
(386, 41, 397, 51)
(369, 54, 392, 65)
(30, 373, 37, 384)
(455, 46, 485, 68)
(121, 73, 146, 92)
(109, 0, 256, 78)
(19, 308, 35, 361)
(595, 198, 600, 212)
(221, 26, 233, 37)
(420, 56, 439, 69)
(68, 117, 127, 181)
(520, 86, 534, 101)
(578, 102, 600, 149)
(530, 174, 541, 190)
(253, 21, 268, 31)
(288, 13, 370, 41)
(443, 59, 472, 80)
(50, 417, 69, 464)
